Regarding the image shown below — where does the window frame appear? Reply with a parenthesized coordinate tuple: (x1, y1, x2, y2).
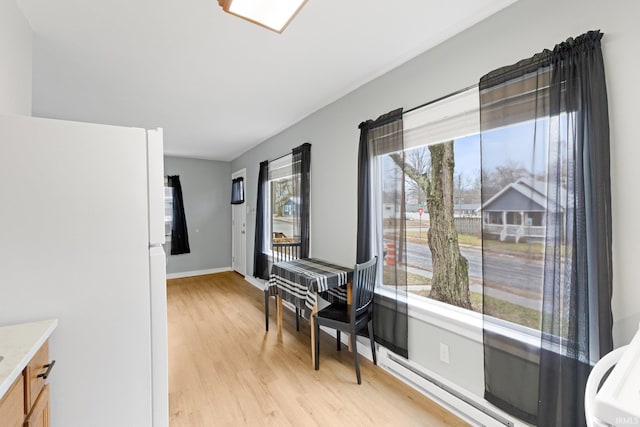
(263, 153, 302, 260)
(368, 86, 550, 343)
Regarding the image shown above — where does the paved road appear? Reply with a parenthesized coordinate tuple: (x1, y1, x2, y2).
(272, 217, 294, 235)
(404, 240, 544, 299)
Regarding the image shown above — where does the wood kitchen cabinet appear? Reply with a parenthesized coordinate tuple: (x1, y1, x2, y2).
(0, 374, 24, 427)
(24, 340, 52, 427)
(0, 340, 54, 427)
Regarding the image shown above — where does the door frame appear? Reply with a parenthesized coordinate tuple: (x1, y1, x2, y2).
(231, 168, 247, 276)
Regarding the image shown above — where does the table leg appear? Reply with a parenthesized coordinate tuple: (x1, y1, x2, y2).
(277, 295, 283, 341)
(311, 292, 318, 368)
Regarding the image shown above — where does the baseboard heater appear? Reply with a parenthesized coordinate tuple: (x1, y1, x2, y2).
(386, 353, 514, 427)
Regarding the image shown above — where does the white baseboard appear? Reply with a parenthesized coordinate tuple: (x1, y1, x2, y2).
(244, 275, 266, 290)
(377, 348, 527, 427)
(166, 266, 232, 280)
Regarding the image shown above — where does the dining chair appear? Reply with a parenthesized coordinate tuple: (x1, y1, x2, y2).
(313, 256, 378, 384)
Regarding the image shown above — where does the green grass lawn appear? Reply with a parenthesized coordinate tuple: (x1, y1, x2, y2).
(401, 231, 545, 258)
(482, 239, 545, 256)
(383, 267, 431, 286)
(470, 292, 541, 330)
(383, 264, 541, 330)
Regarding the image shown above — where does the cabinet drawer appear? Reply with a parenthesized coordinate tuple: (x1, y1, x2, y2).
(0, 374, 24, 427)
(25, 341, 49, 413)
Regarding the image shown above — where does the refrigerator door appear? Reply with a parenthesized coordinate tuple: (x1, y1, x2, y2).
(147, 128, 165, 246)
(149, 245, 168, 427)
(0, 115, 153, 426)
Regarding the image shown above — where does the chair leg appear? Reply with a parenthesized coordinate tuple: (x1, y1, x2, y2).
(336, 330, 341, 351)
(314, 317, 320, 370)
(368, 321, 377, 365)
(295, 308, 300, 331)
(264, 290, 269, 332)
(351, 332, 361, 384)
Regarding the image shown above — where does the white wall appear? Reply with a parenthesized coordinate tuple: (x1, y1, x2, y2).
(0, 0, 32, 115)
(231, 0, 640, 412)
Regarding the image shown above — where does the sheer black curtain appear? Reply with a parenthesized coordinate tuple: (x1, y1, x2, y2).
(167, 175, 190, 255)
(357, 108, 408, 358)
(480, 31, 612, 426)
(253, 160, 270, 279)
(292, 143, 311, 258)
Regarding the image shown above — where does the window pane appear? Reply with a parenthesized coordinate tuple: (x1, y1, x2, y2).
(480, 115, 568, 331)
(386, 135, 482, 309)
(268, 152, 302, 262)
(164, 186, 173, 241)
(271, 177, 297, 243)
(372, 87, 569, 332)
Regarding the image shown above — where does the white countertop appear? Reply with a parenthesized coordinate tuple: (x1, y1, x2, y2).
(0, 319, 58, 399)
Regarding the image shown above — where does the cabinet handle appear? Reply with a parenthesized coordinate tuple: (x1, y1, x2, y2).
(37, 360, 56, 380)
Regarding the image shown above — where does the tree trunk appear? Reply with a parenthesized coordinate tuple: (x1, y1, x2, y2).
(426, 142, 471, 309)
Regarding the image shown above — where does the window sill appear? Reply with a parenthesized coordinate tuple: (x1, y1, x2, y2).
(376, 287, 541, 348)
(407, 290, 483, 343)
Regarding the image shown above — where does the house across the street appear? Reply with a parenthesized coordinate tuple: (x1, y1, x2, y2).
(480, 178, 566, 243)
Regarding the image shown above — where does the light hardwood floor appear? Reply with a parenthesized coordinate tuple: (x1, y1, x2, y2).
(168, 271, 469, 427)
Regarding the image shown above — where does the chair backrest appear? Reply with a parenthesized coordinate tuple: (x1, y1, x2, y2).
(351, 257, 378, 322)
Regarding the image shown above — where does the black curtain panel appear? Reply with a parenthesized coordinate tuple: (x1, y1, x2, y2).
(357, 108, 408, 359)
(253, 160, 270, 279)
(479, 31, 612, 426)
(356, 117, 373, 265)
(230, 177, 244, 204)
(292, 143, 311, 258)
(167, 175, 190, 255)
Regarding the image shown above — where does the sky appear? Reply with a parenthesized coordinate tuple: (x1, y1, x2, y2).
(450, 119, 552, 187)
(384, 115, 567, 194)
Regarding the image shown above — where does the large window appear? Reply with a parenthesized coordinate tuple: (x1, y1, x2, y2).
(373, 87, 554, 331)
(266, 154, 301, 262)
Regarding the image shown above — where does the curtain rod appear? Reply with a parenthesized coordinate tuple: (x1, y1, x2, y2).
(267, 142, 310, 164)
(268, 151, 290, 163)
(404, 83, 478, 114)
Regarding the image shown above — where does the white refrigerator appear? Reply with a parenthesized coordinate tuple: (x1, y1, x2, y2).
(0, 115, 168, 427)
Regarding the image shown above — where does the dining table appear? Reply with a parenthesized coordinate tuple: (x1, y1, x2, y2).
(268, 258, 353, 367)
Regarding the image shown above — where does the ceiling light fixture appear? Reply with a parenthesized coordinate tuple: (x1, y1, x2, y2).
(217, 0, 307, 33)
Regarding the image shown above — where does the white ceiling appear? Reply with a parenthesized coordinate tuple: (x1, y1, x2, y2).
(18, 0, 515, 161)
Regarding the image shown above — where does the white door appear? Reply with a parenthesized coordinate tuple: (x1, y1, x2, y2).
(232, 169, 247, 276)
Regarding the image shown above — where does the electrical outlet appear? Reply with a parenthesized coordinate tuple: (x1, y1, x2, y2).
(440, 343, 450, 364)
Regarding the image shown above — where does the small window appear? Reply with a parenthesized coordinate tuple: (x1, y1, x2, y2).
(506, 212, 522, 225)
(164, 180, 173, 242)
(231, 177, 245, 204)
(488, 212, 503, 224)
